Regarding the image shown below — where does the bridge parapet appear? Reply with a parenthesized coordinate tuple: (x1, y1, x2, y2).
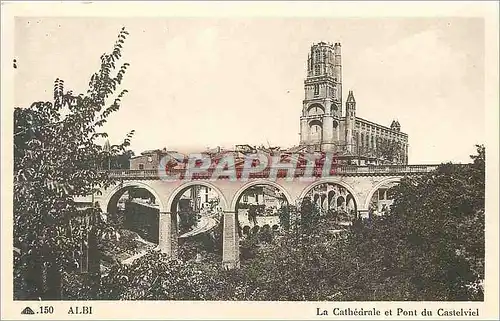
(109, 169, 158, 179)
(107, 164, 440, 180)
(335, 164, 439, 175)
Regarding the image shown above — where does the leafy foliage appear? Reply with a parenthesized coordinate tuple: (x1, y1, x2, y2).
(178, 223, 223, 262)
(178, 209, 200, 234)
(376, 139, 405, 164)
(340, 145, 485, 300)
(109, 149, 135, 169)
(277, 205, 291, 230)
(13, 27, 134, 300)
(99, 251, 227, 300)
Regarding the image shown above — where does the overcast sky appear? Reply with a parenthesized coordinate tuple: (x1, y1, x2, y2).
(14, 17, 485, 164)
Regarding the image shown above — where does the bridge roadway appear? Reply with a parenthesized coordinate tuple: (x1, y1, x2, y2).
(84, 164, 439, 268)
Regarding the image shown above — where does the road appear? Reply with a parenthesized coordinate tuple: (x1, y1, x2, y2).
(179, 215, 219, 238)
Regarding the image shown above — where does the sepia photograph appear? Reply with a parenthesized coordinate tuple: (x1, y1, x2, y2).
(2, 1, 499, 320)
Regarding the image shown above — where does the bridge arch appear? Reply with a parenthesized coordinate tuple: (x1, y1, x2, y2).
(230, 180, 293, 212)
(298, 178, 361, 211)
(102, 181, 166, 213)
(364, 177, 402, 209)
(167, 181, 229, 213)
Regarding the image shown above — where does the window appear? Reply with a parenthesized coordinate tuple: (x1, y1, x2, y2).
(314, 84, 319, 96)
(314, 65, 320, 75)
(139, 164, 144, 170)
(315, 51, 320, 62)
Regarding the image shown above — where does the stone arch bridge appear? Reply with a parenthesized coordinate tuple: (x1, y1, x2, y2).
(81, 164, 438, 268)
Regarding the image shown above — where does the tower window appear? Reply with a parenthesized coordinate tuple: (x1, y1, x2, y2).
(314, 84, 319, 96)
(314, 65, 320, 75)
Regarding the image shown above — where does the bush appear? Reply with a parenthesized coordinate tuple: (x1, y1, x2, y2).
(99, 251, 227, 300)
(240, 235, 260, 261)
(259, 225, 273, 243)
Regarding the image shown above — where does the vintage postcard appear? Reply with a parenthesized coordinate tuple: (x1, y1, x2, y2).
(1, 1, 499, 320)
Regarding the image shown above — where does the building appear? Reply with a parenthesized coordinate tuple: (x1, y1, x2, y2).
(175, 185, 222, 215)
(240, 185, 284, 209)
(130, 148, 183, 170)
(299, 42, 409, 165)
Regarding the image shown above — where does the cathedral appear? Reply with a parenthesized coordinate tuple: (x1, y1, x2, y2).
(299, 42, 409, 165)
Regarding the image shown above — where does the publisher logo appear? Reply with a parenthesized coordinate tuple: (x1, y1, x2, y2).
(21, 307, 35, 315)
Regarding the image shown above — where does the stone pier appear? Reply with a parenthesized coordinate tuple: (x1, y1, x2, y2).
(222, 212, 240, 269)
(158, 212, 178, 257)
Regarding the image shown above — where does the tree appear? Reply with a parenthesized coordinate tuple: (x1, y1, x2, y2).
(100, 146, 135, 169)
(376, 139, 404, 164)
(230, 199, 347, 300)
(98, 251, 226, 300)
(294, 197, 322, 234)
(178, 209, 200, 234)
(339, 145, 485, 300)
(13, 27, 134, 299)
(277, 205, 291, 230)
(247, 204, 261, 225)
(110, 149, 135, 169)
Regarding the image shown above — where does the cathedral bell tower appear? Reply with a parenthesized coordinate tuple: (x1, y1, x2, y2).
(299, 42, 342, 152)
